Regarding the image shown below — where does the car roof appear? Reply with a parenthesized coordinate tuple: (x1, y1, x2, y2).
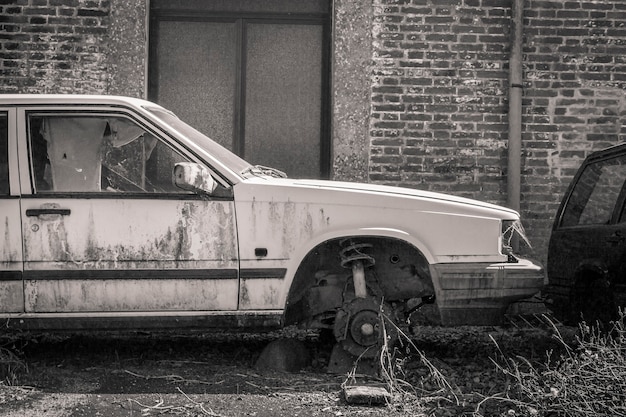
(0, 94, 154, 108)
(584, 141, 626, 163)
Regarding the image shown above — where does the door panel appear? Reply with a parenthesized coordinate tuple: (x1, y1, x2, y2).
(0, 110, 24, 313)
(19, 110, 239, 313)
(549, 153, 626, 321)
(21, 198, 238, 312)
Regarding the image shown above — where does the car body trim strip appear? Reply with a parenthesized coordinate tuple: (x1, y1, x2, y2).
(0, 271, 23, 281)
(20, 268, 288, 280)
(23, 269, 239, 280)
(240, 268, 287, 279)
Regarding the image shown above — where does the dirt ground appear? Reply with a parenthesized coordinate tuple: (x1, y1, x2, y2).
(0, 322, 572, 417)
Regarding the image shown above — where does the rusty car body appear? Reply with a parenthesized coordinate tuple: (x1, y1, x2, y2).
(546, 142, 626, 326)
(0, 95, 544, 356)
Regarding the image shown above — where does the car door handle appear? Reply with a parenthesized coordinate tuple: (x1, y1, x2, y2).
(26, 208, 71, 217)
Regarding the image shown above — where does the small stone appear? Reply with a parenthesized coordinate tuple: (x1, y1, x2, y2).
(343, 385, 391, 405)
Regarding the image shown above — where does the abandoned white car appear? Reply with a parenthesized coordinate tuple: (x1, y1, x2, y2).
(0, 95, 543, 358)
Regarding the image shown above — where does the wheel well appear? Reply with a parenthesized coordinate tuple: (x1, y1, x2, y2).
(283, 236, 436, 327)
(568, 266, 616, 325)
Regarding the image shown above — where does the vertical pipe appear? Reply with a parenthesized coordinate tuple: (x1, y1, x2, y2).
(508, 0, 524, 252)
(508, 0, 524, 215)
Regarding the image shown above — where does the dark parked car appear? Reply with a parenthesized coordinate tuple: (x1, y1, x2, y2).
(547, 143, 626, 326)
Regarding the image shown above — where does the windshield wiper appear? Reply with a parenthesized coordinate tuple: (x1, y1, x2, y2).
(241, 165, 287, 179)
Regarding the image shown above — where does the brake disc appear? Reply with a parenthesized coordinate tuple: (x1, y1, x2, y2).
(333, 297, 396, 358)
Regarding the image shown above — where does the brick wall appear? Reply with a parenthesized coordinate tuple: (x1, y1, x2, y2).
(523, 0, 626, 262)
(369, 0, 626, 263)
(0, 0, 145, 96)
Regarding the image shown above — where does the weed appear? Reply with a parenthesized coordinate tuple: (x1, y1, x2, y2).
(0, 336, 27, 386)
(478, 311, 626, 417)
(342, 302, 459, 410)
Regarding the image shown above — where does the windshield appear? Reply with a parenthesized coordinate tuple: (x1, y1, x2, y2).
(146, 107, 251, 176)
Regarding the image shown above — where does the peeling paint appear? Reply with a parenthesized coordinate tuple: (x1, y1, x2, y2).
(25, 279, 236, 312)
(21, 198, 239, 312)
(246, 199, 334, 262)
(239, 280, 250, 307)
(2, 215, 19, 263)
(239, 278, 283, 310)
(25, 200, 237, 266)
(0, 282, 24, 313)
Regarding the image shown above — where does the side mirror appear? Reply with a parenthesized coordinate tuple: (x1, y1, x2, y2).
(173, 163, 217, 195)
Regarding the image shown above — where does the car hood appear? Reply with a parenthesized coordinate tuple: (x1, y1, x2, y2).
(241, 177, 519, 219)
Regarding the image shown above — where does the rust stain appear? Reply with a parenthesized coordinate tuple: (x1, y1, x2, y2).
(27, 200, 237, 268)
(0, 281, 23, 312)
(239, 278, 282, 309)
(85, 206, 98, 260)
(250, 197, 257, 239)
(45, 216, 71, 261)
(319, 208, 330, 226)
(250, 201, 333, 260)
(280, 201, 296, 258)
(264, 285, 279, 307)
(239, 280, 250, 307)
(2, 216, 18, 262)
(26, 279, 235, 312)
(304, 212, 313, 238)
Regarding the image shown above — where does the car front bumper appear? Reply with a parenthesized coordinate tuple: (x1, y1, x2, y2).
(430, 258, 546, 325)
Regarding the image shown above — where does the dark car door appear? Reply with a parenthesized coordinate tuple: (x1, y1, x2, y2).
(548, 150, 626, 324)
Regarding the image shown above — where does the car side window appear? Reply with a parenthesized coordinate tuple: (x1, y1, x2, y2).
(560, 155, 626, 227)
(0, 113, 8, 195)
(28, 114, 194, 194)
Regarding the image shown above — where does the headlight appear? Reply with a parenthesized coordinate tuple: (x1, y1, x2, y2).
(501, 219, 532, 259)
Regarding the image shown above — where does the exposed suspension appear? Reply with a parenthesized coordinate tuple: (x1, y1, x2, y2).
(339, 239, 375, 299)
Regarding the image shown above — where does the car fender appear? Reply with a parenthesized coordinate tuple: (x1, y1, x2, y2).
(278, 225, 435, 309)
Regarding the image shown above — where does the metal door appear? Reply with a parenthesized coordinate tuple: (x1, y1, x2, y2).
(151, 12, 329, 179)
(17, 108, 239, 313)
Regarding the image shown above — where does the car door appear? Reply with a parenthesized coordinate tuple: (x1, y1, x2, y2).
(0, 108, 24, 313)
(549, 151, 626, 322)
(17, 106, 239, 314)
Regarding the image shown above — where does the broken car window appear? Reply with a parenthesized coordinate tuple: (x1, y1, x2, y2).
(28, 114, 194, 194)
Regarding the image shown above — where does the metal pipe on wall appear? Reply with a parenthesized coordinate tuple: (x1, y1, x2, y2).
(508, 0, 524, 214)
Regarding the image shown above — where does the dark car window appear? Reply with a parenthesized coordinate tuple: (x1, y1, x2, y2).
(0, 113, 7, 195)
(560, 155, 626, 227)
(27, 114, 194, 194)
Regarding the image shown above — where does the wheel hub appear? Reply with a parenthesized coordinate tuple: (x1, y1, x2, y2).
(333, 297, 396, 358)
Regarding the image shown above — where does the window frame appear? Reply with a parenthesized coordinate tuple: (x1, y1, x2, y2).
(558, 153, 626, 229)
(148, 7, 332, 179)
(20, 108, 232, 200)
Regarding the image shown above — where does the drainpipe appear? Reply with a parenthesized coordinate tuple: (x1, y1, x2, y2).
(508, 0, 524, 222)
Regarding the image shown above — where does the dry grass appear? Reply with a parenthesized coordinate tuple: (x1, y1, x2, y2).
(342, 305, 460, 413)
(2, 308, 624, 416)
(478, 311, 626, 417)
(0, 342, 27, 386)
